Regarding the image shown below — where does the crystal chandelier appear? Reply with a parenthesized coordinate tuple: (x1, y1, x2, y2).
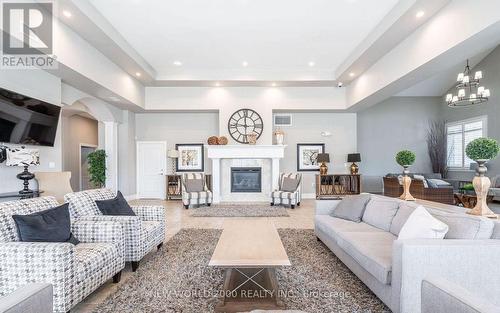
(446, 59, 490, 107)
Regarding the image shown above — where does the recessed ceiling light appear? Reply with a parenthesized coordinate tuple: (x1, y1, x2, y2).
(135, 72, 141, 77)
(349, 72, 355, 77)
(242, 61, 248, 67)
(308, 61, 315, 67)
(416, 10, 425, 18)
(62, 10, 72, 18)
(215, 82, 221, 87)
(271, 82, 277, 87)
(173, 61, 182, 66)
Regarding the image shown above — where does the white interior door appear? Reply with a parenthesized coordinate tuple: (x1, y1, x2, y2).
(137, 141, 167, 199)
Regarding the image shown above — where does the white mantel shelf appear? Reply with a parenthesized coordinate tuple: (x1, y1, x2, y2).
(207, 145, 286, 159)
(206, 145, 287, 203)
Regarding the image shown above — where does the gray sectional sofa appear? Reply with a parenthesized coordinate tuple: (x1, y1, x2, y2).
(315, 194, 500, 313)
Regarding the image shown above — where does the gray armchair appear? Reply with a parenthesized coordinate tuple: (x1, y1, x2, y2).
(0, 284, 52, 313)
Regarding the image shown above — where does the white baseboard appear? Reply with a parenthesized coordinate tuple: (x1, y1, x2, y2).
(302, 193, 316, 199)
(124, 194, 137, 201)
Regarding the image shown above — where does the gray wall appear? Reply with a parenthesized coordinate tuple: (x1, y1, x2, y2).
(357, 97, 441, 176)
(61, 114, 98, 191)
(0, 69, 62, 194)
(273, 112, 357, 195)
(118, 110, 137, 197)
(441, 45, 500, 180)
(135, 112, 219, 174)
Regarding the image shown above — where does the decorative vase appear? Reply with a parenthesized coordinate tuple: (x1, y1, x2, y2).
(207, 136, 218, 145)
(399, 165, 415, 201)
(469, 160, 497, 218)
(274, 129, 285, 145)
(217, 136, 228, 145)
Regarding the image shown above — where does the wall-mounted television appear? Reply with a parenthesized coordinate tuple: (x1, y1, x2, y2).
(0, 87, 61, 147)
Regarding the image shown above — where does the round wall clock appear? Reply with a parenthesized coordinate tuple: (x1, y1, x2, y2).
(227, 109, 264, 144)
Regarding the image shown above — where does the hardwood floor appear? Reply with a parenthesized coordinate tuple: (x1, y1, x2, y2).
(72, 199, 316, 313)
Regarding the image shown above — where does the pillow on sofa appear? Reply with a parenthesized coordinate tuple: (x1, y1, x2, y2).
(362, 197, 399, 231)
(281, 177, 300, 192)
(398, 206, 449, 240)
(96, 191, 136, 216)
(12, 203, 80, 245)
(330, 194, 371, 222)
(390, 202, 417, 235)
(427, 179, 451, 188)
(185, 179, 204, 192)
(413, 175, 429, 188)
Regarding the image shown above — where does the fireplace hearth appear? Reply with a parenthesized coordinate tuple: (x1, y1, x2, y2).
(231, 167, 262, 193)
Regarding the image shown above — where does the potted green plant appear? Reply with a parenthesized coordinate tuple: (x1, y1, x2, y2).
(465, 137, 499, 217)
(459, 183, 475, 195)
(395, 150, 416, 201)
(395, 150, 416, 176)
(87, 149, 106, 188)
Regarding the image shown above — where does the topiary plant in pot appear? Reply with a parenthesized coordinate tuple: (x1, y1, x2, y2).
(465, 137, 499, 217)
(87, 149, 106, 188)
(395, 150, 416, 201)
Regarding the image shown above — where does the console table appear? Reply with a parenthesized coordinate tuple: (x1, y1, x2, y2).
(0, 190, 43, 200)
(315, 174, 360, 199)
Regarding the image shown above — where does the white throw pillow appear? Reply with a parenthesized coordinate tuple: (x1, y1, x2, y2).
(398, 206, 449, 240)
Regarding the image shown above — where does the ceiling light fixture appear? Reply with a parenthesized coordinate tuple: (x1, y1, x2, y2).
(215, 82, 221, 87)
(337, 82, 343, 88)
(173, 61, 182, 66)
(62, 10, 72, 18)
(446, 59, 490, 108)
(135, 72, 141, 77)
(271, 82, 277, 87)
(415, 10, 425, 18)
(349, 72, 355, 77)
(242, 61, 248, 67)
(308, 61, 315, 67)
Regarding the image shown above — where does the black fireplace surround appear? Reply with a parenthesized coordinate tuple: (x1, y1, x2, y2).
(231, 167, 262, 193)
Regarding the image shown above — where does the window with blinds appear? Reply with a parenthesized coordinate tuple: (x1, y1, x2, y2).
(446, 116, 487, 169)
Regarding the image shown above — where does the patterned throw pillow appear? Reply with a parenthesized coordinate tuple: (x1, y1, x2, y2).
(185, 179, 204, 192)
(96, 191, 136, 216)
(12, 203, 80, 245)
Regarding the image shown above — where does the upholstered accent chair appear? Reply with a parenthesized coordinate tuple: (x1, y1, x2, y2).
(35, 171, 73, 204)
(0, 197, 125, 313)
(64, 189, 165, 271)
(0, 283, 53, 313)
(271, 173, 302, 209)
(491, 175, 500, 201)
(181, 173, 213, 209)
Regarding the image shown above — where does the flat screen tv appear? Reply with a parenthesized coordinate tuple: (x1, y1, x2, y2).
(0, 87, 60, 147)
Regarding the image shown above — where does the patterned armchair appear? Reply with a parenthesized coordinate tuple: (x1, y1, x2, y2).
(0, 197, 125, 313)
(271, 173, 302, 209)
(64, 189, 165, 272)
(181, 173, 213, 209)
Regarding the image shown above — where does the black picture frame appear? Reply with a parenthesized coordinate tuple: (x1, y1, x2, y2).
(297, 143, 325, 171)
(175, 143, 204, 172)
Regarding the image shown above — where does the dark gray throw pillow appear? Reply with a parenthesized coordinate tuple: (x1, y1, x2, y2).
(96, 191, 136, 216)
(331, 194, 371, 222)
(281, 177, 299, 192)
(185, 179, 204, 192)
(12, 203, 80, 245)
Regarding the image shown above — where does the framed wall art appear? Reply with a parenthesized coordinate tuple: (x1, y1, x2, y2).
(176, 143, 204, 172)
(297, 143, 325, 171)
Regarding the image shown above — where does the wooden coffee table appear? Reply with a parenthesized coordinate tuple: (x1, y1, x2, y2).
(454, 192, 494, 209)
(209, 220, 291, 313)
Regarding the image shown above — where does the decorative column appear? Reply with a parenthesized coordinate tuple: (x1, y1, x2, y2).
(103, 121, 118, 192)
(212, 158, 221, 204)
(399, 166, 415, 201)
(272, 158, 280, 194)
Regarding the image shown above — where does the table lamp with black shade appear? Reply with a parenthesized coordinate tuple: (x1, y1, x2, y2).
(317, 153, 330, 175)
(6, 147, 40, 195)
(347, 153, 361, 175)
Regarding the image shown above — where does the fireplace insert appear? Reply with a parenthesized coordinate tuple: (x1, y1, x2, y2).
(231, 167, 262, 193)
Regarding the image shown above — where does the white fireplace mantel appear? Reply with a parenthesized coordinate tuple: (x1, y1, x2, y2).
(207, 145, 286, 203)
